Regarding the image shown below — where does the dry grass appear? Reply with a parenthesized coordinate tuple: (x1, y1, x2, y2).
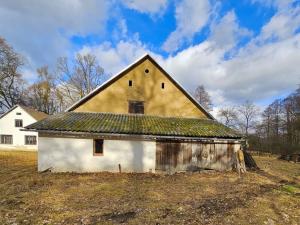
(0, 151, 299, 225)
(254, 156, 300, 183)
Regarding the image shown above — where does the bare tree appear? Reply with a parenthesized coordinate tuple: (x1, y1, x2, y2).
(0, 37, 26, 110)
(251, 89, 300, 155)
(237, 100, 259, 136)
(261, 106, 272, 139)
(28, 66, 59, 114)
(194, 85, 213, 111)
(56, 53, 104, 105)
(217, 107, 238, 128)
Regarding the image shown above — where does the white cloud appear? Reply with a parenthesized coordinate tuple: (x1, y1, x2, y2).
(111, 19, 129, 41)
(0, 0, 110, 69)
(162, 0, 211, 52)
(221, 35, 300, 103)
(80, 39, 149, 75)
(259, 6, 300, 41)
(209, 11, 252, 51)
(119, 19, 128, 38)
(160, 8, 300, 107)
(162, 36, 300, 107)
(121, 0, 168, 15)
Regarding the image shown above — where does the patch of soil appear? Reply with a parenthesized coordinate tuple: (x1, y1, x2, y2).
(1, 198, 25, 208)
(160, 208, 172, 219)
(102, 211, 136, 223)
(197, 184, 277, 221)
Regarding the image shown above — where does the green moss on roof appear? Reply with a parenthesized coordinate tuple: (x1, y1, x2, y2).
(26, 112, 242, 138)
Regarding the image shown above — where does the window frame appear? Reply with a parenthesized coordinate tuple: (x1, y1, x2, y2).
(15, 119, 23, 127)
(0, 135, 13, 144)
(25, 135, 37, 145)
(93, 139, 104, 156)
(128, 101, 144, 114)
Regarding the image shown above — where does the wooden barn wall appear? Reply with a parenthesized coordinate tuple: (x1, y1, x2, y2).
(156, 141, 238, 173)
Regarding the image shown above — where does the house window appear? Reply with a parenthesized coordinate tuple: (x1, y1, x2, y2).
(25, 136, 37, 145)
(128, 101, 144, 114)
(129, 80, 132, 86)
(16, 112, 21, 115)
(145, 69, 149, 74)
(15, 119, 23, 127)
(161, 82, 165, 89)
(94, 139, 103, 156)
(0, 135, 13, 144)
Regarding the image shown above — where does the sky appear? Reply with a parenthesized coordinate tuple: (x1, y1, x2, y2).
(0, 0, 300, 115)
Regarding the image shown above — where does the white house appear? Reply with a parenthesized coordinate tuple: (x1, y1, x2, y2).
(0, 105, 48, 151)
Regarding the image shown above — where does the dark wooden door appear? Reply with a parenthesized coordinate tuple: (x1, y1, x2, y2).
(156, 142, 192, 172)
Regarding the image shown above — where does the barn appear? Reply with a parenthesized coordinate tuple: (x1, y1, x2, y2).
(26, 54, 243, 173)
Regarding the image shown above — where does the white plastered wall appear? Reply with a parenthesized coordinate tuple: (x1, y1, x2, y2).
(38, 137, 156, 173)
(0, 106, 38, 151)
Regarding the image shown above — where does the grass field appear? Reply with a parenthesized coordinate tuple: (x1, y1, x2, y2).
(0, 151, 299, 225)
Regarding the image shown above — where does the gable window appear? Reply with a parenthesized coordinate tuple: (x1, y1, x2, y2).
(15, 119, 23, 127)
(128, 101, 144, 114)
(161, 82, 165, 89)
(94, 139, 103, 156)
(16, 112, 21, 115)
(145, 69, 149, 74)
(129, 80, 132, 87)
(25, 136, 37, 145)
(0, 135, 13, 144)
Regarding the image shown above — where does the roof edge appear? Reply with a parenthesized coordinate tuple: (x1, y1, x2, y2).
(0, 105, 19, 119)
(30, 129, 242, 141)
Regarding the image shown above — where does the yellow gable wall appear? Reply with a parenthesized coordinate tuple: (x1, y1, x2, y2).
(74, 59, 209, 119)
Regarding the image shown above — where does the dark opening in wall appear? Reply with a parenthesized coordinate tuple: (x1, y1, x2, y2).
(129, 80, 132, 86)
(145, 69, 149, 74)
(128, 101, 144, 114)
(93, 139, 103, 156)
(161, 82, 165, 89)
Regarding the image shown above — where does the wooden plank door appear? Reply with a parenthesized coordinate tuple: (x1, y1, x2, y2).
(181, 143, 192, 170)
(156, 141, 191, 172)
(199, 143, 211, 168)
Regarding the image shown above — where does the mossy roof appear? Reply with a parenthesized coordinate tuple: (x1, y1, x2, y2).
(26, 112, 242, 139)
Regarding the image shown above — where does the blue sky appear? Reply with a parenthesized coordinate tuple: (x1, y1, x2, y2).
(0, 0, 299, 114)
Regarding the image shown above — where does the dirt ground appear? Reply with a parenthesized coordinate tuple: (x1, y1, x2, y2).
(0, 151, 299, 225)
